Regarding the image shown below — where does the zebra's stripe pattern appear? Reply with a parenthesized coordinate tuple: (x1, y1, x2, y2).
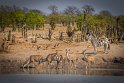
(86, 34, 110, 54)
(96, 38, 109, 47)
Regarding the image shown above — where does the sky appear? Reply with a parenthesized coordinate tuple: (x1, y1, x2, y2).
(0, 0, 124, 16)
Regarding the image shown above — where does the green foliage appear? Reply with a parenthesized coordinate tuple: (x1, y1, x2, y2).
(119, 16, 124, 30)
(25, 11, 45, 29)
(76, 15, 84, 30)
(49, 14, 57, 30)
(59, 14, 67, 26)
(0, 5, 46, 31)
(0, 11, 11, 31)
(15, 10, 25, 25)
(0, 5, 124, 41)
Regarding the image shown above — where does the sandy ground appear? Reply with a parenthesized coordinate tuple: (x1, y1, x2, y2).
(0, 24, 124, 74)
(0, 74, 124, 83)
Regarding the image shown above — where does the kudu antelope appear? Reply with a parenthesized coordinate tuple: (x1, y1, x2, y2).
(23, 55, 44, 68)
(82, 54, 95, 69)
(81, 45, 95, 69)
(82, 55, 95, 64)
(65, 49, 78, 68)
(45, 52, 63, 69)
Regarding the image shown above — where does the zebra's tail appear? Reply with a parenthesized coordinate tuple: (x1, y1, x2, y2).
(108, 43, 110, 50)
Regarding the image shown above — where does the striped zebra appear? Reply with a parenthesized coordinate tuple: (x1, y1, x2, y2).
(86, 33, 110, 54)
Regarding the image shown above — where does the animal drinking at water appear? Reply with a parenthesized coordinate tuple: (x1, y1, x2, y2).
(23, 55, 44, 68)
(45, 52, 63, 69)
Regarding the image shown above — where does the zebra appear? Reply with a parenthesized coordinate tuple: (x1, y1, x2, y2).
(45, 52, 63, 69)
(86, 33, 110, 54)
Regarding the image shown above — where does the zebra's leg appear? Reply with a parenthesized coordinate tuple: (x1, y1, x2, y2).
(62, 59, 65, 68)
(104, 44, 108, 54)
(56, 61, 60, 69)
(47, 61, 50, 69)
(93, 46, 97, 54)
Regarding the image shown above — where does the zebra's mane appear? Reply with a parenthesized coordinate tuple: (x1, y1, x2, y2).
(89, 33, 97, 39)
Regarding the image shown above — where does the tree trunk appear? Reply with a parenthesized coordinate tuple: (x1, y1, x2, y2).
(8, 30, 12, 41)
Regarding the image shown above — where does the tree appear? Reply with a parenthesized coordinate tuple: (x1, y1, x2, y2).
(14, 10, 25, 31)
(76, 15, 84, 31)
(82, 5, 95, 15)
(49, 14, 57, 30)
(64, 6, 79, 26)
(64, 6, 79, 15)
(0, 5, 23, 31)
(0, 5, 12, 31)
(99, 10, 112, 17)
(59, 13, 67, 26)
(118, 16, 124, 41)
(25, 10, 45, 30)
(48, 5, 58, 30)
(48, 28, 52, 41)
(81, 5, 95, 33)
(48, 5, 58, 14)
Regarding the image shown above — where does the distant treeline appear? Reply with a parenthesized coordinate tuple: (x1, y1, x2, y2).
(0, 5, 124, 41)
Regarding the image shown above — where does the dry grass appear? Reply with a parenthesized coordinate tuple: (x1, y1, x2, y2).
(0, 24, 124, 69)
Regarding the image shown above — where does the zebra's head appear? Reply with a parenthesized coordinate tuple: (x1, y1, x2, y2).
(86, 32, 96, 41)
(85, 33, 92, 41)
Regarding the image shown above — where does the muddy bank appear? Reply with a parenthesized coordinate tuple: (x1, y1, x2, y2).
(0, 56, 124, 75)
(0, 43, 124, 75)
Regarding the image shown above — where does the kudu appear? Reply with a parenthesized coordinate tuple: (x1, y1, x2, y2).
(65, 49, 78, 68)
(23, 55, 44, 68)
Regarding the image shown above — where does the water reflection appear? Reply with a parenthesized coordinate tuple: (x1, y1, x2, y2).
(0, 66, 124, 76)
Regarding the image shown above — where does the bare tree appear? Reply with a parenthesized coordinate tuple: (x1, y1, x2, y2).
(82, 5, 95, 15)
(48, 28, 52, 41)
(48, 5, 58, 14)
(64, 6, 79, 15)
(8, 30, 12, 41)
(48, 5, 58, 30)
(99, 10, 112, 17)
(64, 6, 80, 26)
